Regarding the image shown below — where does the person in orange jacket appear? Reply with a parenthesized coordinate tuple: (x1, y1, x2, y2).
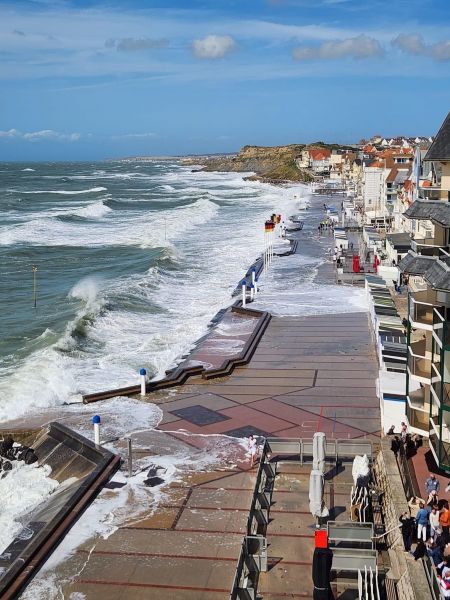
(440, 504, 450, 544)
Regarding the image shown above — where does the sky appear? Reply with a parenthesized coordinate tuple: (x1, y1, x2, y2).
(1, 0, 450, 160)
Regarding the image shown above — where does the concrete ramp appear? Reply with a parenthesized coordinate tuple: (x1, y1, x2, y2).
(0, 422, 120, 600)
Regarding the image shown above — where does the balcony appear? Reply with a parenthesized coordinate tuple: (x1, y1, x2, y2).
(411, 238, 441, 257)
(418, 186, 441, 201)
(408, 343, 431, 384)
(406, 388, 430, 435)
(409, 290, 435, 329)
(406, 401, 429, 434)
(430, 412, 450, 471)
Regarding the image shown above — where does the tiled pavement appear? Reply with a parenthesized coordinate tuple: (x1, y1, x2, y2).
(55, 311, 379, 599)
(157, 312, 380, 442)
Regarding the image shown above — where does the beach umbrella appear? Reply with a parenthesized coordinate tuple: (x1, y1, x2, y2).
(313, 432, 326, 473)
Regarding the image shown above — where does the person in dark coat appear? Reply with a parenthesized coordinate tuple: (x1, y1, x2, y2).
(412, 540, 426, 560)
(391, 436, 400, 458)
(400, 512, 414, 552)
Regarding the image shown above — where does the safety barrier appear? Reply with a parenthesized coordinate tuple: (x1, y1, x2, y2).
(265, 437, 373, 466)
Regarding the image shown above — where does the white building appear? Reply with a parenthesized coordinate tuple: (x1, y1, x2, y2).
(362, 165, 394, 229)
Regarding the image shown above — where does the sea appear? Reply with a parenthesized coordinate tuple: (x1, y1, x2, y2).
(0, 160, 367, 424)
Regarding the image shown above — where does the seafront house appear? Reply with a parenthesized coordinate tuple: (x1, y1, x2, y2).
(362, 160, 392, 229)
(399, 111, 450, 470)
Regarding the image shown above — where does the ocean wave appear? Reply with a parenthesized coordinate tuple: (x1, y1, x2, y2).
(42, 173, 156, 181)
(21, 168, 35, 172)
(71, 200, 112, 219)
(11, 187, 107, 195)
(0, 197, 219, 248)
(56, 277, 107, 348)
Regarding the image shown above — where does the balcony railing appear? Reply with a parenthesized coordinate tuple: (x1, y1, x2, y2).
(409, 290, 436, 327)
(408, 352, 431, 382)
(430, 380, 450, 409)
(411, 238, 441, 257)
(430, 419, 450, 471)
(406, 401, 429, 433)
(409, 301, 434, 328)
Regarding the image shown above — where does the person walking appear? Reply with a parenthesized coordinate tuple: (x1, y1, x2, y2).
(416, 502, 429, 542)
(425, 473, 440, 496)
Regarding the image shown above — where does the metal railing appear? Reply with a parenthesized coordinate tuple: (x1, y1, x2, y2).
(265, 437, 373, 466)
(230, 437, 373, 599)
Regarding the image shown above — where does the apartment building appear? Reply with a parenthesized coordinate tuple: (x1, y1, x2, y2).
(399, 111, 450, 470)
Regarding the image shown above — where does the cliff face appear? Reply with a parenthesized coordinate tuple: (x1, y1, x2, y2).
(183, 144, 313, 182)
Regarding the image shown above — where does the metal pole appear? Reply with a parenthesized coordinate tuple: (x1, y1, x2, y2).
(126, 437, 133, 478)
(140, 368, 147, 396)
(32, 265, 37, 308)
(92, 415, 101, 445)
(264, 230, 267, 275)
(242, 280, 247, 307)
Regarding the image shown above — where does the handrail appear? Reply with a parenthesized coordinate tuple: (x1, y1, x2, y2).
(433, 307, 445, 323)
(230, 437, 374, 600)
(410, 296, 435, 308)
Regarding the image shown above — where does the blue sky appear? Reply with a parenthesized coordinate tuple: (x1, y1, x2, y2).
(1, 0, 450, 160)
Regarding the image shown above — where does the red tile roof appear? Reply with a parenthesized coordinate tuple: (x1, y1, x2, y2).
(309, 148, 331, 160)
(386, 168, 398, 183)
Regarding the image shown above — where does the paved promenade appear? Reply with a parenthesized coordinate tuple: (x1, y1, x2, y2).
(57, 311, 379, 599)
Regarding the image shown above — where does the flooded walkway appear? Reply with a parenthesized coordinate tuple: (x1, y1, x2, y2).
(51, 311, 379, 600)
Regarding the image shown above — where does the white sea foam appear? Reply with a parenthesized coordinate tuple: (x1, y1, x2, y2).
(253, 252, 368, 316)
(19, 428, 244, 600)
(21, 168, 35, 172)
(0, 197, 219, 248)
(0, 463, 59, 554)
(71, 200, 112, 219)
(11, 187, 107, 195)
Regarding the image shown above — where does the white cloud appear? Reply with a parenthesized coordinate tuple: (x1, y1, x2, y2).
(0, 129, 84, 142)
(392, 33, 450, 61)
(0, 128, 21, 138)
(192, 35, 236, 59)
(106, 38, 167, 52)
(112, 132, 158, 139)
(293, 34, 383, 61)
